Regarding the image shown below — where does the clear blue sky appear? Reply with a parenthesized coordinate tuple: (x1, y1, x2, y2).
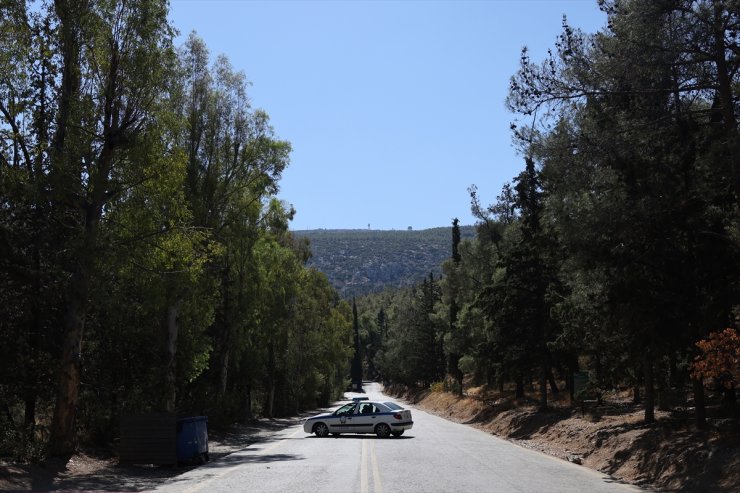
(168, 0, 606, 231)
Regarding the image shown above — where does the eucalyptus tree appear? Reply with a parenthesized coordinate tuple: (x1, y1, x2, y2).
(172, 33, 290, 412)
(0, 1, 61, 438)
(284, 268, 352, 409)
(85, 123, 214, 419)
(0, 0, 179, 455)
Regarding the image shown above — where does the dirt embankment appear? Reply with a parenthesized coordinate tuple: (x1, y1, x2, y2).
(386, 384, 740, 492)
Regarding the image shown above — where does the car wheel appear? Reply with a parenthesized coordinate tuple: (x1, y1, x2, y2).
(391, 430, 404, 437)
(314, 422, 329, 437)
(375, 423, 391, 438)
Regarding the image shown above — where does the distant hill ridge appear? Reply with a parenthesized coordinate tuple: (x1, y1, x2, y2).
(295, 226, 476, 297)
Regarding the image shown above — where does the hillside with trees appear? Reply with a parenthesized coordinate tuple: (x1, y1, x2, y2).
(296, 227, 475, 297)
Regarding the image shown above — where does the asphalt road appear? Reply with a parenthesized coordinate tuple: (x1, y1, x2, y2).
(154, 383, 644, 493)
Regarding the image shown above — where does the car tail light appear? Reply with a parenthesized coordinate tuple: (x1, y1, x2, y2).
(393, 413, 402, 420)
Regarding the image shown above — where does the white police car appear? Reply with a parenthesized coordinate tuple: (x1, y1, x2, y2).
(303, 397, 413, 438)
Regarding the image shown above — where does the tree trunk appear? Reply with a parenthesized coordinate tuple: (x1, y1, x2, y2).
(657, 361, 670, 412)
(633, 365, 642, 404)
(49, 266, 89, 456)
(539, 351, 550, 412)
(265, 341, 276, 419)
(567, 368, 574, 404)
(595, 354, 603, 389)
(164, 300, 181, 413)
(244, 383, 253, 421)
(49, 200, 104, 455)
(23, 389, 36, 429)
(692, 377, 706, 429)
(24, 244, 42, 428)
(219, 264, 232, 397)
(669, 353, 678, 388)
(643, 357, 655, 424)
(515, 376, 524, 399)
(547, 368, 558, 395)
(219, 351, 230, 397)
(538, 364, 548, 412)
(47, 0, 83, 457)
(449, 352, 463, 397)
(722, 387, 737, 415)
(657, 388, 670, 412)
(49, 148, 112, 455)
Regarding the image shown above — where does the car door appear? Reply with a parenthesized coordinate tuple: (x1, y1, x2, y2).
(351, 402, 379, 433)
(327, 402, 357, 433)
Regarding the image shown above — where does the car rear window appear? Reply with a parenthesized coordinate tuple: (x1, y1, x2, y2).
(384, 402, 403, 410)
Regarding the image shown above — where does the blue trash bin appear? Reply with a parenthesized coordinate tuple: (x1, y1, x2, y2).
(176, 416, 209, 464)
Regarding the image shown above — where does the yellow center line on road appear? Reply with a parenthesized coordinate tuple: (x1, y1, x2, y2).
(361, 440, 369, 493)
(370, 440, 383, 493)
(360, 439, 383, 493)
(181, 425, 304, 493)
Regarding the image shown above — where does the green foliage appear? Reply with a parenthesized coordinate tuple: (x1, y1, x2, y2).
(429, 381, 445, 393)
(507, 0, 740, 421)
(0, 2, 351, 456)
(354, 0, 740, 428)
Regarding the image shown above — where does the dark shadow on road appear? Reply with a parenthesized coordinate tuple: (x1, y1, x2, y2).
(132, 450, 307, 492)
(204, 453, 305, 466)
(304, 435, 413, 440)
(2, 418, 313, 492)
(13, 461, 189, 492)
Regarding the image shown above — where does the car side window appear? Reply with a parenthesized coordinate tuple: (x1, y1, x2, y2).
(336, 403, 356, 415)
(361, 404, 379, 414)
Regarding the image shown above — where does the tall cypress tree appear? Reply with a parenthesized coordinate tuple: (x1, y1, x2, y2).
(448, 219, 464, 395)
(351, 298, 363, 391)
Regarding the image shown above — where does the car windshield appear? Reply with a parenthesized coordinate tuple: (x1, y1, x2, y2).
(383, 402, 403, 410)
(334, 403, 356, 415)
